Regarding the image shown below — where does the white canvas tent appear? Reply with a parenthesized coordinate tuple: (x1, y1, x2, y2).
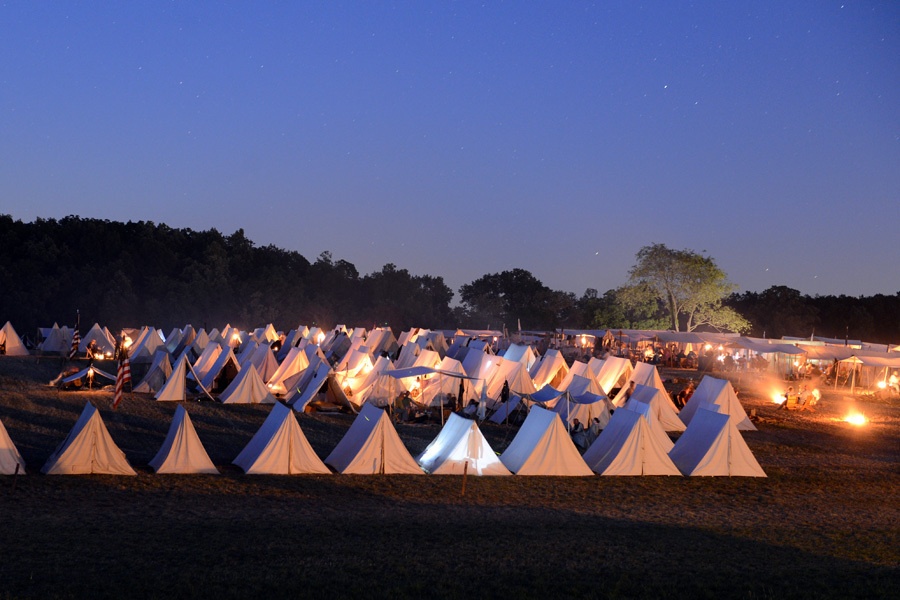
(669, 407, 766, 477)
(39, 324, 69, 354)
(41, 402, 136, 475)
(627, 383, 685, 432)
(267, 346, 311, 394)
(623, 398, 674, 452)
(591, 356, 633, 396)
(0, 321, 29, 356)
(0, 418, 26, 474)
(581, 405, 681, 476)
(198, 347, 240, 391)
(529, 349, 570, 389)
(612, 362, 677, 413)
(218, 364, 276, 405)
(155, 352, 213, 402)
(679, 376, 756, 431)
(232, 402, 330, 474)
(79, 322, 116, 356)
(324, 403, 422, 475)
(133, 349, 173, 394)
(552, 392, 611, 430)
(149, 405, 219, 474)
(499, 406, 593, 476)
(285, 358, 333, 411)
(417, 413, 510, 475)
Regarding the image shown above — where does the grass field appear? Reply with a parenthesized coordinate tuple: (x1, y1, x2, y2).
(0, 356, 897, 599)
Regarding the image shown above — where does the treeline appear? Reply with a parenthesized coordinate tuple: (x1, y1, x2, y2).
(725, 286, 900, 346)
(0, 215, 897, 344)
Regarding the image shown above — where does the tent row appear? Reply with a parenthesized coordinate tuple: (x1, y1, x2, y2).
(2, 377, 764, 477)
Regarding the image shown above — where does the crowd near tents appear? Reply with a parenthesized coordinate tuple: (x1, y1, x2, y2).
(2, 320, 899, 478)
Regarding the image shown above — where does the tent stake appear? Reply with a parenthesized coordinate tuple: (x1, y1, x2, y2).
(461, 460, 468, 497)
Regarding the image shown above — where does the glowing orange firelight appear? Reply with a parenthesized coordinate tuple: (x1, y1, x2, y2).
(844, 412, 867, 426)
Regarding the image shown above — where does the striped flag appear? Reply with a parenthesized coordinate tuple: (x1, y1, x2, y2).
(113, 357, 131, 409)
(68, 310, 80, 360)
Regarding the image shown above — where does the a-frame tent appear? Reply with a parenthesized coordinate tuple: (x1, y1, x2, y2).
(417, 413, 510, 475)
(612, 362, 677, 412)
(0, 321, 29, 356)
(218, 364, 276, 405)
(582, 405, 680, 476)
(591, 355, 634, 396)
(679, 375, 756, 431)
(623, 399, 674, 452)
(324, 403, 422, 475)
(149, 405, 219, 474)
(628, 383, 685, 432)
(156, 352, 213, 401)
(198, 347, 240, 392)
(499, 406, 593, 476)
(232, 402, 330, 475)
(41, 402, 136, 475)
(669, 407, 766, 477)
(133, 349, 173, 394)
(0, 418, 27, 474)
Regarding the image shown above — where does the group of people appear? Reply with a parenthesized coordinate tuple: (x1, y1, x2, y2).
(780, 384, 821, 411)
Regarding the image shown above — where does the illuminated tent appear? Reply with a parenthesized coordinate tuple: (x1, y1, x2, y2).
(156, 352, 212, 402)
(190, 342, 222, 383)
(126, 327, 166, 363)
(582, 404, 680, 476)
(245, 344, 280, 383)
(529, 349, 570, 389)
(218, 364, 276, 405)
(325, 404, 422, 475)
(233, 402, 330, 475)
(612, 362, 676, 412)
(591, 356, 633, 396)
(679, 376, 756, 431)
(0, 417, 26, 474)
(41, 402, 136, 475)
(149, 405, 219, 474)
(499, 406, 593, 476)
(267, 346, 311, 394)
(79, 322, 116, 356)
(417, 413, 510, 475)
(285, 357, 333, 410)
(669, 407, 766, 477)
(0, 321, 29, 356)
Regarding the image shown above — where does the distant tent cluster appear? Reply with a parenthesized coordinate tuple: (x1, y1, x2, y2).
(2, 322, 779, 477)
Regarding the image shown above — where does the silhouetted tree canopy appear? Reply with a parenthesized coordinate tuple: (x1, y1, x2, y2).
(1, 215, 896, 343)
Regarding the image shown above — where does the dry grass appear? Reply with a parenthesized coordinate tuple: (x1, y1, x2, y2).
(0, 357, 897, 599)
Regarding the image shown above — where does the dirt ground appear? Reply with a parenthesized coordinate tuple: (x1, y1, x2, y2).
(0, 356, 897, 599)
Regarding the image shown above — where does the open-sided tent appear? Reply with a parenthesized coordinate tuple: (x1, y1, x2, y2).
(582, 405, 680, 476)
(198, 347, 240, 392)
(218, 364, 276, 405)
(61, 365, 117, 387)
(79, 323, 116, 356)
(669, 407, 766, 477)
(149, 405, 219, 474)
(553, 392, 611, 430)
(417, 413, 510, 475)
(0, 418, 26, 474)
(679, 376, 756, 431)
(499, 406, 593, 476)
(324, 403, 422, 475)
(627, 383, 685, 432)
(0, 321, 29, 356)
(156, 352, 213, 401)
(285, 358, 333, 411)
(41, 402, 136, 475)
(233, 402, 330, 475)
(133, 349, 173, 394)
(489, 394, 525, 424)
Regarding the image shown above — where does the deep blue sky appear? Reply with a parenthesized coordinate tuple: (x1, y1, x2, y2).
(1, 2, 897, 300)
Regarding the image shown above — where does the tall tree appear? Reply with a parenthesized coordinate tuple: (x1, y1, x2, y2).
(625, 244, 749, 332)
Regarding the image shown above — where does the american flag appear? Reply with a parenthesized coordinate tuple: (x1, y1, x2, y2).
(68, 312, 81, 360)
(113, 356, 131, 410)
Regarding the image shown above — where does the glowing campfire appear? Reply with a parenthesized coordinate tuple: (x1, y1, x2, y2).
(771, 392, 786, 405)
(843, 412, 868, 426)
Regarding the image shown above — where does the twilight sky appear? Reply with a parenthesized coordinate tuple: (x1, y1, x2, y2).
(1, 2, 897, 301)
